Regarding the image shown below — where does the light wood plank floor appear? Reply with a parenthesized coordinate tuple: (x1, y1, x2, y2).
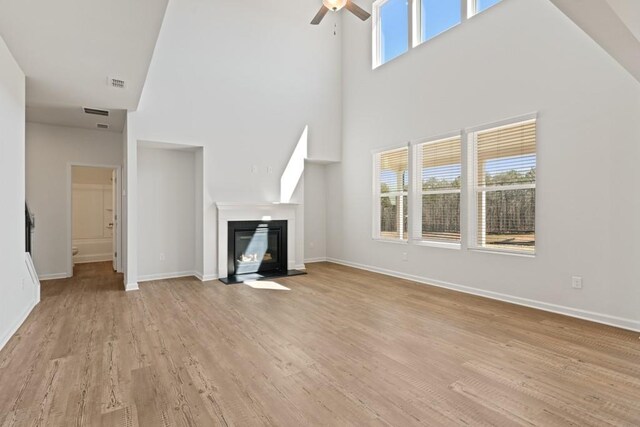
(1, 262, 639, 426)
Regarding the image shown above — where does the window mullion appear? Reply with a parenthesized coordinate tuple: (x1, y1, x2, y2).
(411, 0, 420, 48)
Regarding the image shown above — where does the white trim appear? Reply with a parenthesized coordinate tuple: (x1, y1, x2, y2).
(411, 0, 420, 47)
(372, 144, 409, 241)
(215, 202, 300, 209)
(412, 0, 463, 47)
(467, 116, 537, 253)
(137, 271, 197, 283)
(67, 162, 122, 278)
(215, 202, 300, 279)
(304, 257, 328, 263)
(25, 253, 41, 304)
(467, 0, 476, 17)
(38, 272, 71, 281)
(422, 188, 461, 195)
(465, 112, 538, 134)
(325, 258, 640, 333)
(463, 0, 471, 20)
(0, 298, 38, 352)
(479, 183, 536, 192)
(1, 254, 42, 352)
(125, 282, 139, 292)
(412, 240, 461, 250)
(412, 133, 463, 245)
(73, 254, 113, 264)
(372, 0, 384, 69)
(468, 247, 536, 258)
(373, 237, 409, 245)
(194, 272, 219, 282)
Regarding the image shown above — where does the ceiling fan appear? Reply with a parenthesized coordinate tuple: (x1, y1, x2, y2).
(311, 0, 371, 25)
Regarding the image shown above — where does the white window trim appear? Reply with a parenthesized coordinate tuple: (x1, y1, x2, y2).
(373, 0, 503, 68)
(411, 132, 463, 247)
(412, 0, 466, 48)
(372, 144, 411, 242)
(466, 114, 538, 256)
(372, 0, 415, 69)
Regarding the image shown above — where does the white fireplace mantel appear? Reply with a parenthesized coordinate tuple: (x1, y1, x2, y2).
(216, 202, 301, 279)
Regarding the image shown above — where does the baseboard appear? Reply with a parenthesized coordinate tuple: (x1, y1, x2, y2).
(73, 253, 112, 264)
(326, 257, 640, 333)
(38, 272, 70, 281)
(194, 272, 218, 282)
(125, 282, 139, 292)
(304, 257, 327, 263)
(137, 271, 197, 283)
(294, 263, 306, 270)
(0, 297, 38, 352)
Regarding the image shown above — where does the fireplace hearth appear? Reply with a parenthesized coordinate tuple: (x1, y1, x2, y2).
(220, 220, 305, 284)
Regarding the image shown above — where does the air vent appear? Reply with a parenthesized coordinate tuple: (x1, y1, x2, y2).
(83, 107, 110, 117)
(108, 77, 126, 89)
(97, 123, 109, 129)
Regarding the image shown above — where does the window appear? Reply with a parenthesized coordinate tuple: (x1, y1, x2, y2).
(473, 0, 501, 15)
(373, 0, 409, 67)
(374, 147, 409, 241)
(470, 119, 536, 253)
(373, 0, 503, 68)
(418, 0, 461, 43)
(415, 135, 461, 243)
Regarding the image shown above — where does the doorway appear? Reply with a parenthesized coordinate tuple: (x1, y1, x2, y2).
(69, 165, 121, 275)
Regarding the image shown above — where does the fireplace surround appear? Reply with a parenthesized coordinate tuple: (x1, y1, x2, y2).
(216, 202, 306, 284)
(227, 220, 288, 276)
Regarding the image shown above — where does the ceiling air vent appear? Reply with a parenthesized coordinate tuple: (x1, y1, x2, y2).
(83, 107, 110, 117)
(108, 77, 126, 89)
(97, 123, 109, 129)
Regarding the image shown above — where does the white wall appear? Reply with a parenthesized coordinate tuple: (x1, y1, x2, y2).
(137, 146, 196, 280)
(128, 0, 343, 278)
(329, 0, 640, 330)
(26, 123, 123, 278)
(304, 162, 328, 261)
(0, 35, 38, 350)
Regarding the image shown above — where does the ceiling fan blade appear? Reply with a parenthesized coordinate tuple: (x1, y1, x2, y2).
(345, 1, 371, 21)
(311, 5, 329, 25)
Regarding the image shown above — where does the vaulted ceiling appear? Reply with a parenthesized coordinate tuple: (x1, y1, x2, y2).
(0, 0, 637, 133)
(0, 0, 169, 130)
(549, 0, 640, 84)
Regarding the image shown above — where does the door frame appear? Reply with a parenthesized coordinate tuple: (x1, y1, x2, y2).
(67, 162, 123, 277)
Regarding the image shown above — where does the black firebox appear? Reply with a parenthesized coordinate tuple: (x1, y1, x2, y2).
(228, 220, 287, 276)
(220, 220, 305, 285)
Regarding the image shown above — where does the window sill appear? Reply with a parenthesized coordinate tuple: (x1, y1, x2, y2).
(469, 247, 536, 258)
(412, 240, 461, 250)
(372, 237, 409, 245)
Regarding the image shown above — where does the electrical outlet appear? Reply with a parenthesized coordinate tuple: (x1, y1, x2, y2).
(572, 276, 583, 289)
(160, 253, 166, 261)
(251, 165, 258, 174)
(267, 166, 273, 174)
(402, 252, 408, 261)
(309, 241, 315, 248)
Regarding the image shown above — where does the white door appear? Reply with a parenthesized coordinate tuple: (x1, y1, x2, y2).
(112, 169, 117, 270)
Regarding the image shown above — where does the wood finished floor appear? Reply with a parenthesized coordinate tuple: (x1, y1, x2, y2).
(1, 262, 639, 426)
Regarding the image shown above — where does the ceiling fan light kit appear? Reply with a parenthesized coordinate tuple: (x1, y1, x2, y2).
(322, 0, 347, 11)
(311, 0, 371, 25)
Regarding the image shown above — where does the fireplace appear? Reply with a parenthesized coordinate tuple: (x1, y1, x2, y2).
(227, 220, 288, 278)
(216, 203, 307, 285)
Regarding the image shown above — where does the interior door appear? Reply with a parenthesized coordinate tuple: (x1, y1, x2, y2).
(111, 169, 117, 271)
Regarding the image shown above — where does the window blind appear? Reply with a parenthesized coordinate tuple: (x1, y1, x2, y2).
(474, 119, 536, 251)
(418, 136, 461, 242)
(375, 147, 409, 240)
